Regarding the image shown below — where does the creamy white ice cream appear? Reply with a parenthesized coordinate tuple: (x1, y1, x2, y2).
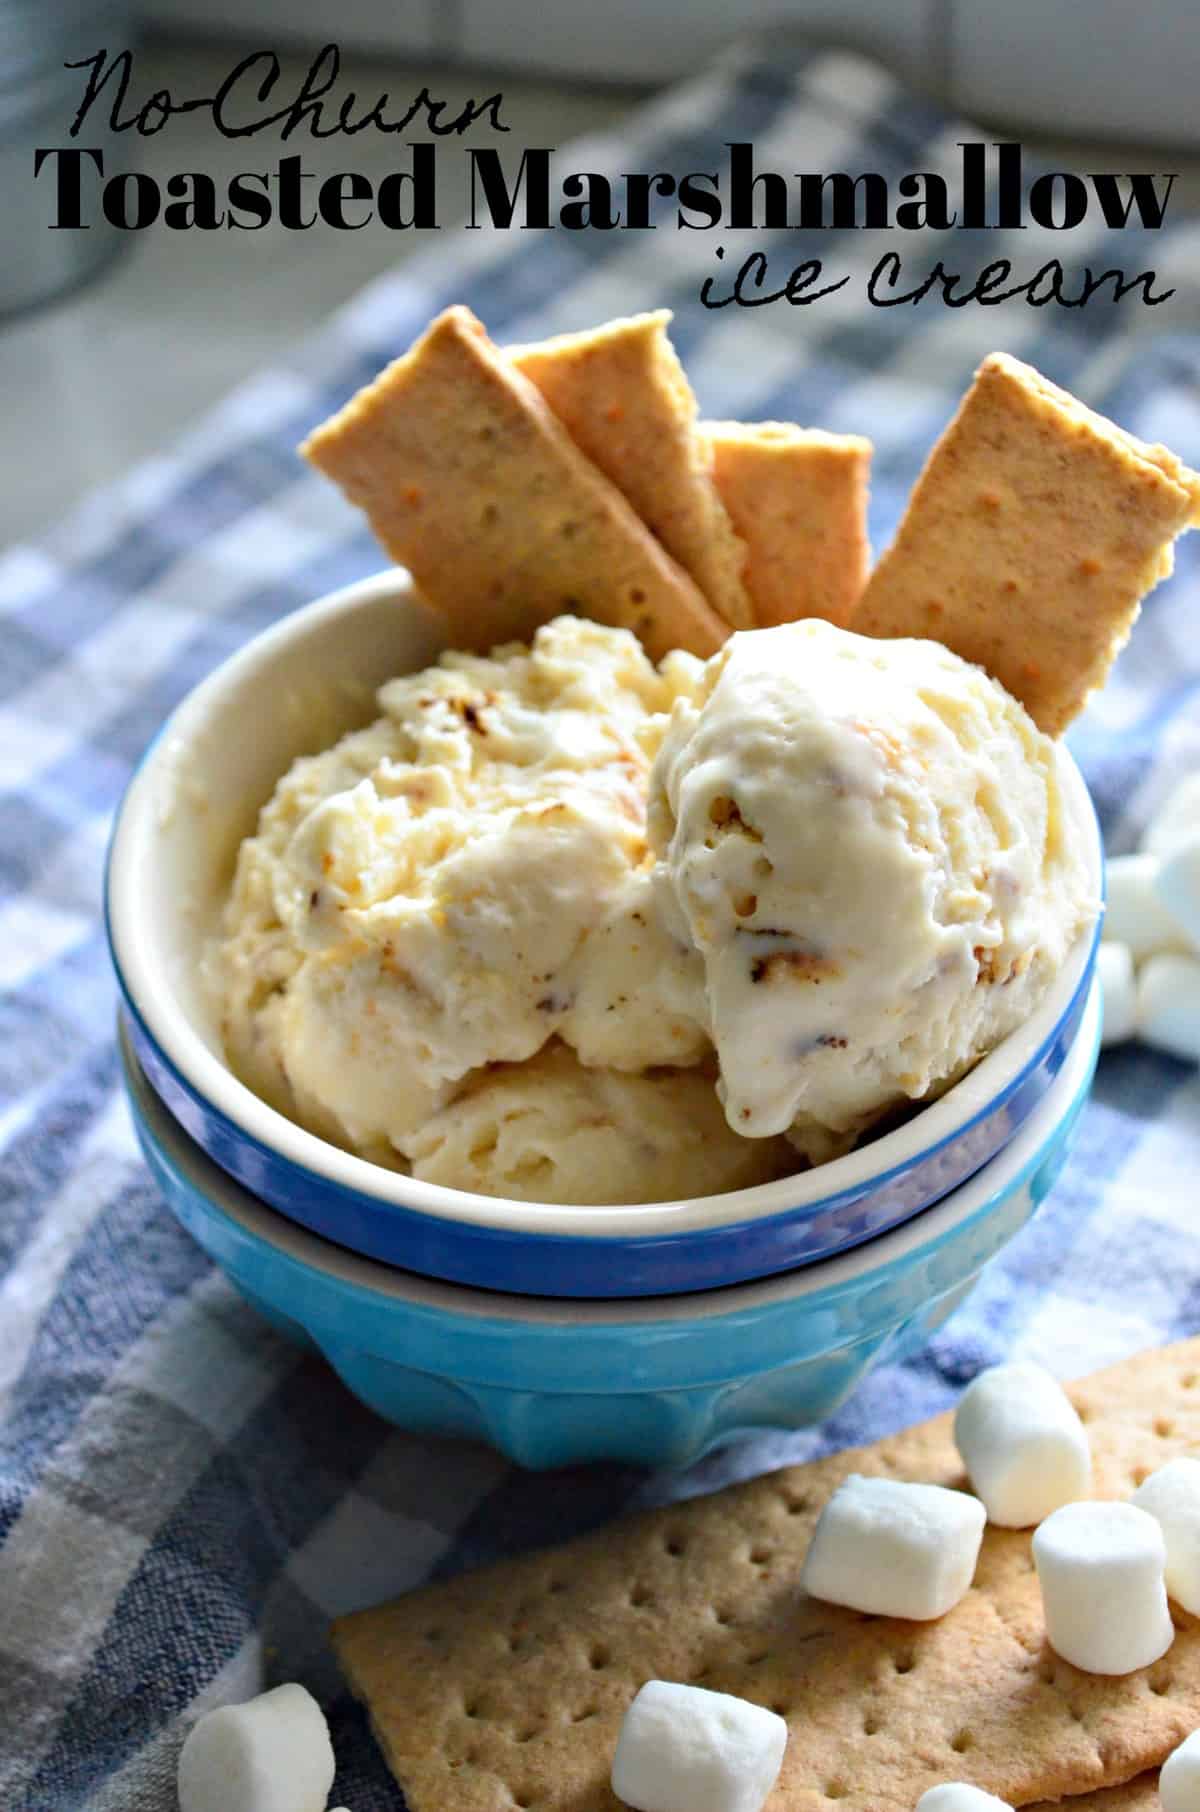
(648, 619, 1095, 1147)
(213, 617, 709, 1162)
(402, 1041, 791, 1203)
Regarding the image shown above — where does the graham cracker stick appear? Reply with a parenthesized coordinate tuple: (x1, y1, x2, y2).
(509, 312, 753, 630)
(334, 1338, 1200, 1812)
(301, 306, 729, 664)
(703, 421, 872, 627)
(851, 352, 1200, 735)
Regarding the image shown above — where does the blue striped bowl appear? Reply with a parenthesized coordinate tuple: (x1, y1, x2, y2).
(106, 570, 1102, 1297)
(119, 983, 1100, 1470)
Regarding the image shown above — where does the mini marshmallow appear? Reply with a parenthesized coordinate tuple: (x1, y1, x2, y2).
(1097, 942, 1137, 1046)
(1132, 1456, 1200, 1614)
(1032, 1501, 1174, 1675)
(1144, 772, 1200, 858)
(1160, 1728, 1200, 1812)
(801, 1473, 985, 1621)
(610, 1679, 787, 1812)
(1137, 953, 1200, 1062)
(953, 1361, 1090, 1528)
(915, 1786, 1014, 1812)
(177, 1682, 335, 1812)
(1157, 836, 1200, 953)
(1104, 853, 1191, 960)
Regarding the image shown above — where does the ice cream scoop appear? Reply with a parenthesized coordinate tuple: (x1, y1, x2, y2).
(648, 620, 1094, 1144)
(400, 1041, 792, 1203)
(213, 617, 709, 1160)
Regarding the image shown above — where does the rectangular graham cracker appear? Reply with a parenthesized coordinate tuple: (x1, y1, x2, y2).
(509, 313, 753, 631)
(851, 352, 1200, 735)
(703, 421, 872, 628)
(334, 1338, 1200, 1812)
(301, 306, 729, 664)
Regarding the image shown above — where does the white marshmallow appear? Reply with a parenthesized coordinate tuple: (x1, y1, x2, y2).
(1144, 773, 1200, 858)
(1157, 836, 1200, 952)
(1161, 1728, 1200, 1812)
(1137, 953, 1200, 1062)
(1096, 942, 1137, 1046)
(1032, 1501, 1174, 1675)
(915, 1787, 1014, 1812)
(801, 1474, 985, 1621)
(610, 1680, 787, 1812)
(953, 1362, 1090, 1528)
(1132, 1456, 1200, 1614)
(1104, 854, 1191, 960)
(177, 1682, 335, 1812)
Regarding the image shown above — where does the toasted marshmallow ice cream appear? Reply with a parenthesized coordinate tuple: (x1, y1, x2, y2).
(648, 620, 1095, 1146)
(213, 618, 709, 1160)
(401, 1041, 791, 1203)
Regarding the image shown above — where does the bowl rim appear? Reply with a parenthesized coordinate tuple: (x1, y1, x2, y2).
(120, 982, 1101, 1328)
(105, 568, 1103, 1241)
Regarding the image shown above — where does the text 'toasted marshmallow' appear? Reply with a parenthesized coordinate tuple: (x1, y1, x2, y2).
(611, 1680, 787, 1812)
(801, 1474, 985, 1621)
(1032, 1501, 1173, 1675)
(953, 1361, 1090, 1528)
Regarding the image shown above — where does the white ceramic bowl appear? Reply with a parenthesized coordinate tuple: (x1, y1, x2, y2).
(106, 571, 1102, 1296)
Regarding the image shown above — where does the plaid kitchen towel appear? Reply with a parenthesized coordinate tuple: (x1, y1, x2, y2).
(3, 38, 1200, 1812)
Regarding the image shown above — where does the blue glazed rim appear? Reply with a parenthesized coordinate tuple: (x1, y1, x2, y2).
(111, 914, 1098, 1299)
(119, 986, 1100, 1389)
(103, 569, 1104, 1300)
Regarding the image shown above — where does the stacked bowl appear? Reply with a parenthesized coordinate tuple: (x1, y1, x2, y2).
(105, 572, 1103, 1468)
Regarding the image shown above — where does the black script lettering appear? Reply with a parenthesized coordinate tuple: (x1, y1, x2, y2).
(700, 246, 848, 308)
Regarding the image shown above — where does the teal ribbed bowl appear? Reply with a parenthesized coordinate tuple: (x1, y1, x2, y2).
(119, 986, 1100, 1470)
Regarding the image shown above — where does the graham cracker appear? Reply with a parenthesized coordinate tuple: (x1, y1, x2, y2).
(1031, 1776, 1158, 1812)
(851, 352, 1200, 735)
(333, 1338, 1200, 1812)
(510, 312, 753, 630)
(703, 421, 872, 627)
(301, 306, 728, 664)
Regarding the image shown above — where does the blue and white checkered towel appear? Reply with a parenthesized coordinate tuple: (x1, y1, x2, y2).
(3, 41, 1200, 1812)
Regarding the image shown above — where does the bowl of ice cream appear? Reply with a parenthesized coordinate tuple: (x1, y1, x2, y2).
(105, 568, 1102, 1297)
(117, 981, 1101, 1468)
